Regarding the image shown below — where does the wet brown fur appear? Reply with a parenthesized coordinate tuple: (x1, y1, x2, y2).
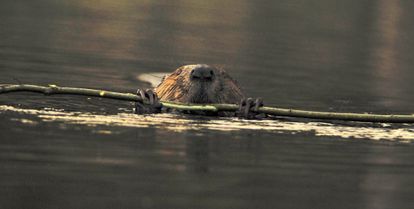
(155, 64, 245, 104)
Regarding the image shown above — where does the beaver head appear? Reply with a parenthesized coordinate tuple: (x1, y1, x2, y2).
(155, 64, 245, 104)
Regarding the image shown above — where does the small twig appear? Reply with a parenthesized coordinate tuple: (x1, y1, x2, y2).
(1, 84, 414, 123)
(0, 84, 141, 101)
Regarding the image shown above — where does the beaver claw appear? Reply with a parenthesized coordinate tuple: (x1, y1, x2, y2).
(237, 98, 265, 119)
(135, 89, 162, 114)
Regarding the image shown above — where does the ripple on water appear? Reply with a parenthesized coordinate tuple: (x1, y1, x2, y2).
(1, 105, 413, 142)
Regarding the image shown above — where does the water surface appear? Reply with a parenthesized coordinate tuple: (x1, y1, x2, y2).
(1, 0, 414, 208)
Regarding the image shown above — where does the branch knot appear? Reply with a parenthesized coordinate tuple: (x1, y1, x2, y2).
(44, 84, 59, 95)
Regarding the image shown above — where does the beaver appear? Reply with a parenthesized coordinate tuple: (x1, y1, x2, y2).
(155, 64, 244, 104)
(135, 64, 263, 118)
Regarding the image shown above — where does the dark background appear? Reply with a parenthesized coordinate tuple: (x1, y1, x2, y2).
(1, 0, 414, 208)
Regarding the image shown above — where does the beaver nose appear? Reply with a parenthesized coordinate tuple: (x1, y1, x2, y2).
(190, 66, 214, 80)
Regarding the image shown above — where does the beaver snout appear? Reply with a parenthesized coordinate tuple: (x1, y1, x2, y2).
(190, 65, 214, 81)
(155, 64, 245, 104)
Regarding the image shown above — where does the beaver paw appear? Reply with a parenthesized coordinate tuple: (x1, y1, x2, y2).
(135, 89, 162, 114)
(237, 98, 265, 119)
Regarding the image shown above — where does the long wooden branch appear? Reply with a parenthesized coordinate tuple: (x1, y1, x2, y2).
(1, 84, 414, 123)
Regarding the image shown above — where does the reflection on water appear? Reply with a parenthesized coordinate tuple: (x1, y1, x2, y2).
(370, 0, 403, 107)
(1, 105, 414, 142)
(1, 0, 414, 208)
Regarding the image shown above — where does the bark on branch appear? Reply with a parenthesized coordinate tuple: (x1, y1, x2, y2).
(1, 84, 414, 123)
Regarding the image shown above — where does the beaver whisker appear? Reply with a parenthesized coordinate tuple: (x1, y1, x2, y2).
(147, 74, 165, 79)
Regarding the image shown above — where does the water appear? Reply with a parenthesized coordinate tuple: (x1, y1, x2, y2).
(1, 0, 414, 208)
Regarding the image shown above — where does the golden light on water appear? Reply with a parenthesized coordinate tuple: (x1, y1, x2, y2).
(1, 105, 413, 142)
